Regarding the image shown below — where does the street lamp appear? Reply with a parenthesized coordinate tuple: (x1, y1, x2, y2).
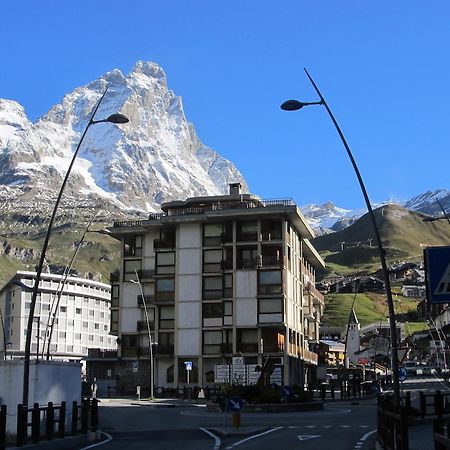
(281, 68, 401, 407)
(130, 270, 155, 400)
(22, 89, 129, 406)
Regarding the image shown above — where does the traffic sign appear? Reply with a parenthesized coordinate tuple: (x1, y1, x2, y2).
(184, 361, 193, 371)
(282, 386, 292, 398)
(424, 246, 450, 304)
(228, 396, 243, 412)
(398, 367, 407, 382)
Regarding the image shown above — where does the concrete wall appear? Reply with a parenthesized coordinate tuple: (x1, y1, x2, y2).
(0, 360, 82, 433)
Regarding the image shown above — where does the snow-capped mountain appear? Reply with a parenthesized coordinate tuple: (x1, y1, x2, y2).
(0, 61, 247, 212)
(301, 189, 449, 233)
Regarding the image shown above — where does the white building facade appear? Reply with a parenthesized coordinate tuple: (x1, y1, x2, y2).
(110, 184, 325, 389)
(0, 271, 116, 360)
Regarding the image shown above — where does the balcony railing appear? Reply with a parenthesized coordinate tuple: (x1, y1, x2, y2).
(261, 255, 283, 267)
(306, 283, 325, 304)
(236, 232, 259, 242)
(137, 320, 155, 331)
(220, 343, 233, 354)
(138, 269, 155, 280)
(237, 343, 259, 353)
(260, 231, 283, 241)
(113, 220, 146, 228)
(221, 260, 234, 270)
(137, 295, 155, 306)
(156, 344, 174, 355)
(236, 258, 260, 270)
(154, 239, 176, 249)
(262, 342, 284, 353)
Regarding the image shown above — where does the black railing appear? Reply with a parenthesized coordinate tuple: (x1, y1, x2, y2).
(15, 399, 98, 447)
(236, 258, 260, 270)
(137, 295, 155, 307)
(377, 394, 409, 450)
(260, 231, 283, 241)
(261, 255, 283, 267)
(220, 343, 233, 353)
(236, 232, 258, 242)
(237, 343, 259, 353)
(138, 269, 155, 280)
(113, 220, 145, 228)
(154, 239, 176, 249)
(156, 345, 174, 355)
(434, 419, 450, 450)
(137, 320, 155, 331)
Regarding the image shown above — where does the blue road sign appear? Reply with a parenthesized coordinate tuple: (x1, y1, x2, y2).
(398, 367, 407, 382)
(228, 396, 243, 412)
(184, 361, 193, 371)
(282, 386, 292, 398)
(424, 246, 450, 304)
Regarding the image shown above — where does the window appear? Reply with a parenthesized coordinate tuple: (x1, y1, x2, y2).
(202, 303, 223, 318)
(223, 274, 233, 298)
(94, 323, 99, 329)
(203, 249, 223, 273)
(111, 285, 119, 307)
(76, 308, 82, 315)
(59, 332, 66, 338)
(158, 332, 174, 354)
(89, 310, 94, 316)
(203, 331, 222, 354)
(156, 252, 175, 275)
(259, 298, 283, 313)
(203, 223, 223, 247)
(159, 306, 175, 329)
(124, 235, 143, 257)
(203, 276, 222, 300)
(237, 220, 258, 241)
(224, 301, 233, 317)
(60, 306, 67, 313)
(82, 321, 88, 328)
(123, 259, 142, 282)
(111, 311, 119, 333)
(258, 270, 282, 295)
(75, 333, 81, 340)
(156, 278, 175, 302)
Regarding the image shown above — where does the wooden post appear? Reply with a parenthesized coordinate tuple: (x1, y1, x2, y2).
(419, 391, 426, 418)
(436, 390, 444, 419)
(91, 399, 98, 432)
(31, 403, 40, 443)
(0, 405, 6, 450)
(16, 404, 26, 447)
(58, 402, 66, 438)
(71, 401, 78, 436)
(45, 402, 54, 440)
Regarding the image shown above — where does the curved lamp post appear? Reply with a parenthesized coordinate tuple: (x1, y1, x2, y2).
(131, 270, 155, 400)
(22, 89, 129, 406)
(281, 68, 401, 407)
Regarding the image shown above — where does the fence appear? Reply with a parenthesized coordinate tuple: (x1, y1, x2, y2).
(308, 381, 374, 401)
(8, 398, 98, 448)
(377, 394, 409, 450)
(434, 419, 450, 450)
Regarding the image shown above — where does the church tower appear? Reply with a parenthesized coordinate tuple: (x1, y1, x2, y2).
(346, 307, 361, 365)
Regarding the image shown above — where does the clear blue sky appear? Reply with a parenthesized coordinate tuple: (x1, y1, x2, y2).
(2, 1, 449, 209)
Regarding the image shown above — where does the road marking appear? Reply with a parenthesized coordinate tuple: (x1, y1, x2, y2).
(297, 435, 320, 441)
(79, 432, 113, 450)
(200, 428, 221, 450)
(353, 429, 377, 450)
(306, 425, 316, 428)
(225, 426, 283, 449)
(341, 425, 350, 428)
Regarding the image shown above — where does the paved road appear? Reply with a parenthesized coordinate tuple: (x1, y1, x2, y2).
(78, 398, 378, 450)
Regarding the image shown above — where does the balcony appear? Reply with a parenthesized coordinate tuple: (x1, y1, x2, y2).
(237, 343, 259, 353)
(221, 259, 234, 270)
(156, 344, 174, 355)
(154, 239, 176, 249)
(236, 232, 258, 242)
(236, 258, 260, 270)
(260, 255, 283, 268)
(138, 269, 155, 281)
(220, 343, 233, 354)
(303, 305, 316, 321)
(137, 320, 155, 331)
(260, 230, 282, 241)
(306, 282, 325, 305)
(262, 342, 284, 353)
(137, 295, 155, 307)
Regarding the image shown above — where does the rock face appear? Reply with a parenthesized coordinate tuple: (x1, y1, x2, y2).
(0, 60, 248, 215)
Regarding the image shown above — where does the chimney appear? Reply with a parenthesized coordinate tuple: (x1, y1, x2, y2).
(229, 182, 242, 196)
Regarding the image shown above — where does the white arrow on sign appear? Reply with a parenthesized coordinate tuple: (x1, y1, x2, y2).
(297, 435, 320, 441)
(230, 399, 240, 409)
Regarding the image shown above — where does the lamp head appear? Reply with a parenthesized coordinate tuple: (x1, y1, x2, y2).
(280, 100, 306, 111)
(106, 113, 129, 124)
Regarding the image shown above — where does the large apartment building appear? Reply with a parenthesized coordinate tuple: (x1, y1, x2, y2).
(0, 271, 116, 360)
(109, 183, 325, 388)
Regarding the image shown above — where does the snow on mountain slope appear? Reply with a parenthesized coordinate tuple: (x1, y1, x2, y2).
(0, 61, 248, 212)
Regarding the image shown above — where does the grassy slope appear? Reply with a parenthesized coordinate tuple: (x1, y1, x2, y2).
(322, 292, 420, 329)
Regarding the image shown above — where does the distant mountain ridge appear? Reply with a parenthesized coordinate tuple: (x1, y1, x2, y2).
(300, 188, 450, 234)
